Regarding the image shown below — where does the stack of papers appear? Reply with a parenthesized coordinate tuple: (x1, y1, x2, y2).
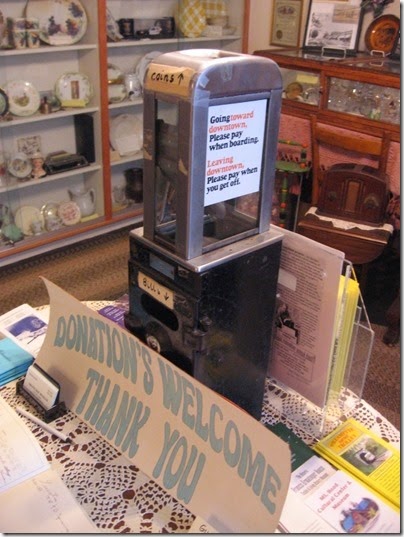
(0, 336, 34, 386)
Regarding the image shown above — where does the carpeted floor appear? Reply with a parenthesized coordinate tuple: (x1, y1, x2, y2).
(0, 226, 132, 313)
(0, 225, 400, 431)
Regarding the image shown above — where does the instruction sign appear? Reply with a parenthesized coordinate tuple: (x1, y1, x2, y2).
(204, 99, 267, 206)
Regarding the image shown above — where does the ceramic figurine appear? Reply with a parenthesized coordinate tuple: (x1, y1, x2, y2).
(0, 205, 23, 243)
(31, 152, 47, 179)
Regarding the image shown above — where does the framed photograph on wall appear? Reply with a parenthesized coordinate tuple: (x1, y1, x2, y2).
(303, 0, 363, 55)
(270, 0, 303, 47)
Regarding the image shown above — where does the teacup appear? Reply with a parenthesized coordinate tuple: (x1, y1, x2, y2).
(27, 29, 40, 48)
(12, 29, 26, 49)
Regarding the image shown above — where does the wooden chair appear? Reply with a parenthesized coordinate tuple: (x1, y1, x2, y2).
(297, 116, 392, 288)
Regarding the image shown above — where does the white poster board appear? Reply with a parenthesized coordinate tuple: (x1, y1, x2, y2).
(204, 99, 267, 206)
(35, 279, 291, 533)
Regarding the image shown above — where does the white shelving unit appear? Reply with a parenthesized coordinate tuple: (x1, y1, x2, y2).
(0, 0, 246, 264)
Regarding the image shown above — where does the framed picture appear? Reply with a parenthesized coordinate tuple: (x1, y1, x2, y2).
(303, 0, 363, 55)
(270, 0, 303, 47)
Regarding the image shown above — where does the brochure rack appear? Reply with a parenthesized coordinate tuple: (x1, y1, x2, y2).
(266, 263, 374, 440)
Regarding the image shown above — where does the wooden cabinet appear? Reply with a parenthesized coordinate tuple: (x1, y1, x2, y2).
(0, 0, 246, 264)
(254, 48, 400, 196)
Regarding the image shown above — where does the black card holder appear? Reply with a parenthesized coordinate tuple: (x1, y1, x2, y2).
(16, 364, 67, 423)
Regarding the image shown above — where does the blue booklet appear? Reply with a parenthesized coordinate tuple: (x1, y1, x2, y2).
(0, 337, 34, 386)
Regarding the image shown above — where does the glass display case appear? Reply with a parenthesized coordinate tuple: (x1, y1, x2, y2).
(254, 48, 400, 136)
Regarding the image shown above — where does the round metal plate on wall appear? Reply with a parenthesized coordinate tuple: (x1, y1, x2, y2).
(364, 14, 400, 54)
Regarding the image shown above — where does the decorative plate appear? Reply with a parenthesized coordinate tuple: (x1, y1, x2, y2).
(5, 80, 40, 117)
(106, 8, 123, 42)
(14, 206, 44, 236)
(55, 72, 93, 105)
(0, 88, 9, 117)
(58, 200, 81, 225)
(25, 0, 88, 45)
(365, 14, 400, 54)
(135, 51, 163, 88)
(108, 63, 125, 85)
(110, 114, 143, 156)
(8, 153, 32, 179)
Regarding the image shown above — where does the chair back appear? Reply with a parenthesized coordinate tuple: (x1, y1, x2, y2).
(311, 115, 390, 217)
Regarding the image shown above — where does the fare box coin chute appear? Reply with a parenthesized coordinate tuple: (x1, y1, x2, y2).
(125, 50, 284, 419)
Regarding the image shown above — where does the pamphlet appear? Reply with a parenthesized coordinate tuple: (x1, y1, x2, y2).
(304, 468, 400, 533)
(327, 269, 360, 397)
(97, 294, 129, 327)
(0, 304, 49, 357)
(313, 418, 400, 510)
(269, 226, 345, 407)
(281, 454, 400, 533)
(0, 335, 34, 386)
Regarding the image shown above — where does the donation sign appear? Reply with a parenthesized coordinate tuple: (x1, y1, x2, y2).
(35, 279, 291, 533)
(205, 99, 267, 206)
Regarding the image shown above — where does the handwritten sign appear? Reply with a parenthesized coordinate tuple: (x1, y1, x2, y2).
(35, 279, 291, 533)
(138, 272, 174, 310)
(204, 99, 267, 207)
(144, 64, 195, 97)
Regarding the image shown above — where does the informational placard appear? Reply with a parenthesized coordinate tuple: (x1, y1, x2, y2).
(35, 279, 291, 534)
(204, 99, 267, 207)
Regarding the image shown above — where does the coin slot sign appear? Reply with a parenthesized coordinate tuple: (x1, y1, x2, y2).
(144, 64, 195, 97)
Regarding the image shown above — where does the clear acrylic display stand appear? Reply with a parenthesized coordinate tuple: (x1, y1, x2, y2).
(266, 263, 374, 440)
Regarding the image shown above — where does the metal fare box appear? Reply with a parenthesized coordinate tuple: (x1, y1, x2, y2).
(125, 50, 283, 419)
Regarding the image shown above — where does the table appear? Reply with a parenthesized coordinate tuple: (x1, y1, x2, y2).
(0, 301, 399, 533)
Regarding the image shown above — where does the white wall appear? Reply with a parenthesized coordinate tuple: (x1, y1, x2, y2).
(247, 0, 400, 54)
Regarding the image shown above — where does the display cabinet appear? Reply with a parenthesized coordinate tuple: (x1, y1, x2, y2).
(253, 48, 400, 197)
(0, 0, 104, 259)
(0, 0, 247, 263)
(254, 48, 400, 138)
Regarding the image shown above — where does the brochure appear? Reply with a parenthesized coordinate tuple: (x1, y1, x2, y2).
(269, 226, 345, 408)
(313, 418, 400, 510)
(97, 293, 129, 327)
(303, 466, 400, 533)
(0, 304, 49, 358)
(280, 453, 400, 533)
(327, 269, 360, 397)
(268, 421, 400, 533)
(0, 335, 34, 386)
